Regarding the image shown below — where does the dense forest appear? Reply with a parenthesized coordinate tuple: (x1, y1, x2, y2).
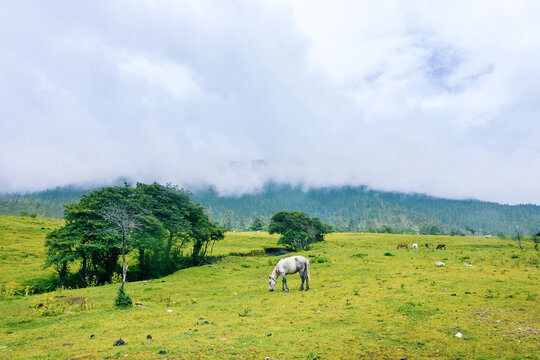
(1, 184, 539, 235)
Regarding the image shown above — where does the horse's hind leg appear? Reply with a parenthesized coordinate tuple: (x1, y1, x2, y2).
(299, 272, 305, 291)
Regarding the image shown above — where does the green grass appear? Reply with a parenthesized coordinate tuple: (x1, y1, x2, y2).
(0, 215, 63, 293)
(0, 216, 538, 359)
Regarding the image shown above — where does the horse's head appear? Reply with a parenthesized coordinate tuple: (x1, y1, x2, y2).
(268, 276, 277, 292)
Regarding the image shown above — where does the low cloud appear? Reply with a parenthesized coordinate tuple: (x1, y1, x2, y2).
(0, 0, 539, 204)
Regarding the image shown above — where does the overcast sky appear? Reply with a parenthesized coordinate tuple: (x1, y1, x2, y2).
(1, 1, 539, 204)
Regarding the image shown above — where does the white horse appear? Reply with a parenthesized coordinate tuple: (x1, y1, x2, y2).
(412, 243, 418, 249)
(268, 255, 310, 292)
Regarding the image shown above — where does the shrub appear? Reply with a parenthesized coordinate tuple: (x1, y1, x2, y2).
(384, 252, 394, 256)
(114, 287, 133, 308)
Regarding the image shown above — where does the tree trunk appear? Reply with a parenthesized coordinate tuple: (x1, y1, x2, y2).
(59, 262, 68, 286)
(121, 231, 127, 291)
(81, 252, 88, 286)
(138, 248, 146, 278)
(192, 240, 202, 265)
(165, 231, 174, 262)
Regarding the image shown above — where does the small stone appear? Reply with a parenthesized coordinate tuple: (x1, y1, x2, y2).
(62, 343, 73, 346)
(158, 350, 167, 355)
(234, 293, 238, 295)
(167, 309, 173, 313)
(455, 332, 463, 338)
(434, 262, 445, 267)
(220, 338, 227, 341)
(465, 291, 471, 294)
(147, 335, 152, 339)
(451, 294, 457, 296)
(90, 334, 95, 338)
(142, 341, 151, 345)
(136, 302, 145, 306)
(113, 338, 126, 346)
(267, 333, 272, 336)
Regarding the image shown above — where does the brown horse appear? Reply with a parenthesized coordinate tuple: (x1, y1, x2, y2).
(397, 243, 408, 249)
(436, 244, 446, 250)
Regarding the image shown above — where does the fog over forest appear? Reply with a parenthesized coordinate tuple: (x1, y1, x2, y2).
(1, 1, 539, 204)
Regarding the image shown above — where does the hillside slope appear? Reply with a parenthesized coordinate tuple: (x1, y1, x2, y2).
(1, 184, 539, 235)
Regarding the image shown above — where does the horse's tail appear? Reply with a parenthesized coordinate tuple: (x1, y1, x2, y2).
(306, 259, 311, 288)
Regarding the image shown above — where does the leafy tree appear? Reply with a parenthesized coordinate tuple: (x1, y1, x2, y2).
(268, 211, 331, 251)
(465, 225, 476, 236)
(249, 216, 266, 231)
(44, 183, 224, 290)
(134, 183, 192, 275)
(223, 209, 235, 231)
(187, 204, 226, 265)
(97, 201, 150, 292)
(533, 231, 540, 252)
(347, 218, 358, 233)
(44, 226, 76, 286)
(514, 232, 524, 252)
(18, 210, 30, 217)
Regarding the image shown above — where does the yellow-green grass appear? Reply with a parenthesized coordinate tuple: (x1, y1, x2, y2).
(0, 216, 63, 291)
(0, 219, 538, 359)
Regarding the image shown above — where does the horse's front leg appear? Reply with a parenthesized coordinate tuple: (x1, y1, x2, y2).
(282, 275, 288, 292)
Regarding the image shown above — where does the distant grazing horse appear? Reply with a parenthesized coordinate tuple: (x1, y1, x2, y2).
(397, 243, 408, 249)
(436, 244, 446, 250)
(268, 255, 310, 292)
(412, 243, 418, 249)
(425, 243, 429, 248)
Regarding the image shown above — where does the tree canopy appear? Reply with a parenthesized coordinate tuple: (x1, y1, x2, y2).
(44, 183, 225, 288)
(268, 211, 331, 251)
(248, 216, 266, 231)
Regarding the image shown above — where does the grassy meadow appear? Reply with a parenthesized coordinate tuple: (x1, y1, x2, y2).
(0, 215, 538, 359)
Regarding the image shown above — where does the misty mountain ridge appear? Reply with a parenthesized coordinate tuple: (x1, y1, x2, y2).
(1, 183, 538, 235)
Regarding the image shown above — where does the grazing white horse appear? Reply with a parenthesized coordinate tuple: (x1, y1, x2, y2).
(268, 255, 310, 292)
(412, 243, 418, 249)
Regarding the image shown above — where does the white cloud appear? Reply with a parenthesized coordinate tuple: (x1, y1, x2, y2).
(0, 0, 539, 204)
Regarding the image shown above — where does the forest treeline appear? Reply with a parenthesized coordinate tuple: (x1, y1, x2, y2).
(1, 183, 539, 235)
